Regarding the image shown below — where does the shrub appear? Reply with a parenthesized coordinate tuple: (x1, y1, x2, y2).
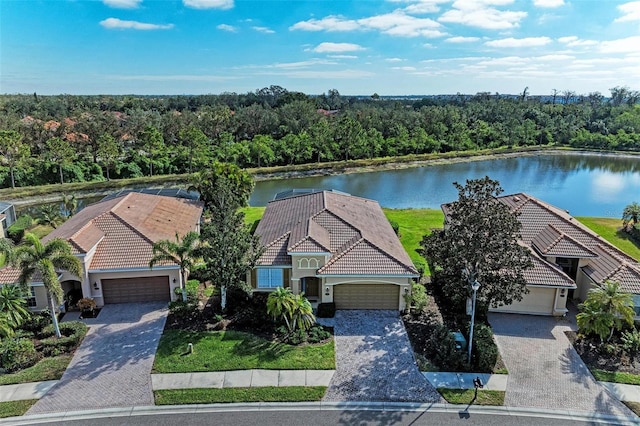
(404, 283, 428, 313)
(307, 325, 331, 343)
(168, 300, 198, 322)
(39, 321, 87, 356)
(389, 219, 400, 236)
(422, 324, 466, 371)
(7, 215, 33, 244)
(472, 323, 498, 372)
(0, 338, 41, 372)
(622, 329, 640, 356)
(316, 303, 336, 318)
(76, 298, 96, 311)
(19, 311, 51, 334)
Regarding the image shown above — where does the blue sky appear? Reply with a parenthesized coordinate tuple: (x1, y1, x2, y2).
(1, 0, 639, 96)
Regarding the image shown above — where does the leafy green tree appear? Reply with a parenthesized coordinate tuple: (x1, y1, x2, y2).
(44, 137, 75, 184)
(149, 231, 200, 302)
(191, 162, 262, 310)
(96, 133, 121, 181)
(249, 134, 275, 167)
(61, 193, 78, 218)
(0, 130, 30, 188)
(178, 126, 210, 173)
(622, 202, 640, 231)
(0, 284, 31, 337)
(421, 177, 533, 315)
(13, 233, 82, 338)
(577, 280, 634, 343)
(138, 126, 165, 176)
(0, 237, 13, 267)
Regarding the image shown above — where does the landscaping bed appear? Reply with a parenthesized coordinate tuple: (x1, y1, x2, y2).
(567, 331, 640, 379)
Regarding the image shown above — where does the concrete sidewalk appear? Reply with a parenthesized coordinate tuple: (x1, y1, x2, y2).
(423, 372, 507, 391)
(0, 381, 58, 402)
(151, 370, 335, 390)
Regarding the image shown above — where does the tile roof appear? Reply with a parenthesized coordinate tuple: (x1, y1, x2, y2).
(531, 224, 598, 258)
(525, 249, 576, 288)
(255, 191, 418, 276)
(45, 192, 203, 271)
(258, 233, 291, 266)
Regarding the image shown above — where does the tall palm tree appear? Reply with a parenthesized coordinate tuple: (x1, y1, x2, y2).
(622, 202, 640, 231)
(290, 293, 315, 332)
(577, 280, 634, 342)
(149, 231, 200, 302)
(0, 284, 31, 337)
(14, 233, 82, 338)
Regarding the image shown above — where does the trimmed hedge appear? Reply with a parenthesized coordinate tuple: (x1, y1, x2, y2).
(38, 321, 88, 356)
(471, 323, 499, 372)
(316, 303, 336, 318)
(0, 338, 41, 372)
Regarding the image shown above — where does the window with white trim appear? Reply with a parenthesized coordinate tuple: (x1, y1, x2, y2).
(257, 269, 284, 289)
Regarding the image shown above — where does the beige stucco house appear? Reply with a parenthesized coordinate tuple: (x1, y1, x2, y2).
(249, 190, 419, 310)
(0, 192, 203, 310)
(443, 193, 640, 316)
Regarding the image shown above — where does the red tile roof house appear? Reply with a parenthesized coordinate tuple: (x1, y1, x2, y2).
(442, 193, 640, 316)
(0, 193, 203, 310)
(249, 190, 419, 310)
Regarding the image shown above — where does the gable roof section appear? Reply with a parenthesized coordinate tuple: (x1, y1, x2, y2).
(258, 233, 291, 266)
(531, 224, 598, 258)
(582, 245, 640, 293)
(525, 249, 576, 288)
(255, 191, 418, 276)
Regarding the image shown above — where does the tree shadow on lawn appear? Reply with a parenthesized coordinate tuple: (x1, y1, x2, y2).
(227, 332, 292, 363)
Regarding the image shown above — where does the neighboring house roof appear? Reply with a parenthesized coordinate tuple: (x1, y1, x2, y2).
(255, 191, 418, 276)
(497, 193, 640, 292)
(0, 193, 203, 283)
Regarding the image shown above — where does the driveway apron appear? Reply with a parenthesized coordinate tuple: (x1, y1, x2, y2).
(489, 311, 633, 417)
(322, 310, 442, 402)
(27, 302, 168, 414)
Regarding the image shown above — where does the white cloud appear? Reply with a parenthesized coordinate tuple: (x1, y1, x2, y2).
(399, 0, 451, 14)
(385, 57, 405, 62)
(291, 10, 444, 37)
(445, 36, 480, 43)
(615, 1, 640, 22)
(252, 26, 275, 34)
(533, 0, 565, 8)
(108, 74, 239, 81)
(485, 36, 551, 47)
(99, 18, 174, 30)
(439, 0, 527, 30)
(599, 36, 640, 53)
(328, 55, 358, 59)
(392, 66, 417, 71)
(183, 0, 233, 10)
(313, 42, 365, 53)
(217, 24, 237, 32)
(558, 36, 598, 47)
(103, 0, 142, 8)
(258, 69, 375, 79)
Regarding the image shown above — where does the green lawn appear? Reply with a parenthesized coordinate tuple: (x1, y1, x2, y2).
(623, 401, 640, 417)
(437, 389, 505, 406)
(0, 399, 38, 418)
(154, 386, 326, 404)
(153, 329, 335, 373)
(241, 207, 265, 233)
(590, 369, 640, 385)
(0, 355, 73, 386)
(576, 217, 640, 261)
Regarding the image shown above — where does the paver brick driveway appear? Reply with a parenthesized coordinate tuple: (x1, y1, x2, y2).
(322, 310, 442, 402)
(489, 311, 633, 417)
(27, 302, 168, 414)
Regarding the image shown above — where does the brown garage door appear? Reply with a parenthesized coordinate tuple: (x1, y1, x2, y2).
(102, 276, 171, 304)
(334, 284, 400, 310)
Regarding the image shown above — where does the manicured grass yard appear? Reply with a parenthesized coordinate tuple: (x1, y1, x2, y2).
(241, 206, 265, 232)
(437, 389, 505, 406)
(0, 399, 38, 418)
(0, 355, 73, 386)
(154, 386, 326, 405)
(153, 330, 335, 373)
(623, 401, 640, 417)
(590, 369, 640, 386)
(576, 217, 640, 261)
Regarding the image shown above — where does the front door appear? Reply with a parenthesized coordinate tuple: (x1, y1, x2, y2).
(301, 277, 319, 298)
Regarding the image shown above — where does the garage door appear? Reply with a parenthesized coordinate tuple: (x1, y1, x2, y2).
(334, 284, 400, 310)
(492, 287, 554, 315)
(102, 276, 171, 304)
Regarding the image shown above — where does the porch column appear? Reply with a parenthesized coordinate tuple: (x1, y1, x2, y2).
(290, 278, 300, 294)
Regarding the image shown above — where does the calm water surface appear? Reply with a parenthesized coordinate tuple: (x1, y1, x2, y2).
(250, 153, 640, 217)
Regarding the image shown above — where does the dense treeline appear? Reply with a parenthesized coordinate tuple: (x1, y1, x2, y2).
(0, 85, 639, 189)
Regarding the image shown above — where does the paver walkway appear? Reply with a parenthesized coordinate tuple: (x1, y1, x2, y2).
(489, 311, 633, 417)
(322, 310, 442, 402)
(27, 302, 168, 414)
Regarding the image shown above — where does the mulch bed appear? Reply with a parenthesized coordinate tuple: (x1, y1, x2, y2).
(566, 331, 640, 374)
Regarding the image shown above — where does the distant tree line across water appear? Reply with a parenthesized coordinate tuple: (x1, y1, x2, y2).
(0, 85, 638, 189)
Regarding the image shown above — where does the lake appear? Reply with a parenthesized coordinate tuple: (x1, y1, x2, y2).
(250, 152, 640, 217)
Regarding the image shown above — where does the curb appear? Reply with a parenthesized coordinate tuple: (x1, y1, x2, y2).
(1, 401, 638, 425)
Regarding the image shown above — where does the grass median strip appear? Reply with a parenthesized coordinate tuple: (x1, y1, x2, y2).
(154, 387, 326, 404)
(0, 355, 73, 385)
(437, 388, 505, 406)
(153, 330, 335, 373)
(0, 400, 38, 418)
(590, 369, 640, 385)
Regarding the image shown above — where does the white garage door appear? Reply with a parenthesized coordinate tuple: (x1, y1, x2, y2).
(334, 284, 400, 310)
(492, 287, 555, 315)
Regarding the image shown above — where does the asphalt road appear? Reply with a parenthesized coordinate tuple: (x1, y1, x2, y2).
(8, 409, 636, 426)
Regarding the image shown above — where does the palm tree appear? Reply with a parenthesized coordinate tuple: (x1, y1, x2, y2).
(149, 231, 200, 302)
(577, 280, 634, 342)
(14, 233, 82, 338)
(290, 293, 315, 332)
(0, 284, 31, 336)
(622, 202, 640, 231)
(266, 287, 295, 331)
(0, 237, 13, 266)
(61, 193, 78, 218)
(36, 204, 64, 229)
